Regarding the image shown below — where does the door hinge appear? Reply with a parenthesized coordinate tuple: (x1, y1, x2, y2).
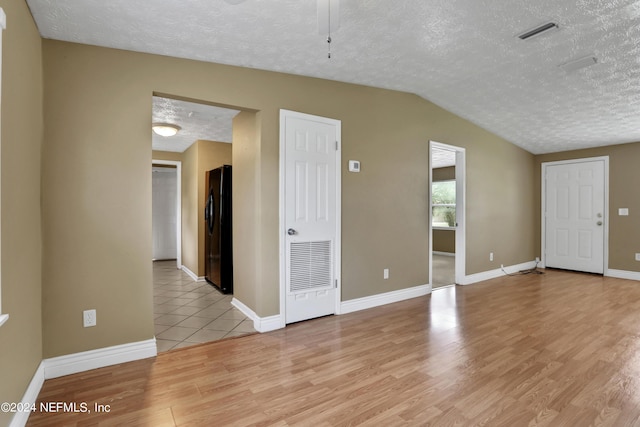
(335, 140, 339, 151)
(335, 279, 338, 288)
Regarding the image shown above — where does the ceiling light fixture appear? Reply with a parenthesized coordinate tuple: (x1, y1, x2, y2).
(318, 0, 340, 58)
(518, 22, 559, 40)
(152, 123, 181, 137)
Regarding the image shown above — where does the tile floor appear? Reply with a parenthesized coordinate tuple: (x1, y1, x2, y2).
(153, 260, 256, 352)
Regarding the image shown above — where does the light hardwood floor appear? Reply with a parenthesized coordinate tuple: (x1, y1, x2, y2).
(27, 269, 640, 426)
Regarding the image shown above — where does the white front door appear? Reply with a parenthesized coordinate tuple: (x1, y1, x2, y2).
(281, 110, 341, 324)
(544, 159, 606, 274)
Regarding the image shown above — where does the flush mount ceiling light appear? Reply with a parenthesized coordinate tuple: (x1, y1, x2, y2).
(152, 123, 181, 137)
(517, 21, 559, 40)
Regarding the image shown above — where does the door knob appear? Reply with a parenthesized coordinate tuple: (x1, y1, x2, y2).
(287, 228, 297, 235)
(597, 221, 603, 226)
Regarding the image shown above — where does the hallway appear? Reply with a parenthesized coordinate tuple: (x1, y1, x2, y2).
(153, 261, 256, 352)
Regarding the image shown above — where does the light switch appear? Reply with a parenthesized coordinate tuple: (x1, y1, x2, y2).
(348, 160, 360, 172)
(619, 208, 629, 216)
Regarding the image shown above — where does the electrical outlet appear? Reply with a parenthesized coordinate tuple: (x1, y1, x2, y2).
(83, 309, 96, 327)
(535, 257, 540, 263)
(383, 268, 389, 279)
(635, 253, 640, 262)
(489, 252, 494, 261)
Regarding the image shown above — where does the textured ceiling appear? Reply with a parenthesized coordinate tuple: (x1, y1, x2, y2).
(152, 97, 239, 153)
(27, 0, 640, 154)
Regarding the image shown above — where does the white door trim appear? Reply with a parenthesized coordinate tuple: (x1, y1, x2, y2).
(279, 109, 342, 323)
(429, 141, 466, 286)
(152, 159, 182, 269)
(541, 156, 609, 273)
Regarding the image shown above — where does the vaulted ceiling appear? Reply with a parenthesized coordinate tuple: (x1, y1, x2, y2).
(27, 0, 640, 154)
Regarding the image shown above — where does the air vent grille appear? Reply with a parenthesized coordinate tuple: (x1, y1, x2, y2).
(518, 22, 558, 40)
(559, 56, 598, 73)
(289, 241, 332, 292)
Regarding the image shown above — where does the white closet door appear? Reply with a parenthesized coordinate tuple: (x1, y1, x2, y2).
(152, 167, 177, 260)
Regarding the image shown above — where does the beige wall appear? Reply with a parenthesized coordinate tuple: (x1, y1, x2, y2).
(535, 142, 640, 272)
(181, 143, 198, 275)
(433, 230, 455, 253)
(433, 166, 455, 181)
(41, 45, 155, 358)
(196, 140, 232, 276)
(466, 141, 536, 273)
(0, 1, 44, 424)
(231, 111, 260, 311)
(152, 150, 182, 163)
(40, 38, 536, 356)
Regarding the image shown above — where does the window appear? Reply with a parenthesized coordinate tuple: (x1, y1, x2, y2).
(0, 8, 6, 327)
(432, 180, 456, 228)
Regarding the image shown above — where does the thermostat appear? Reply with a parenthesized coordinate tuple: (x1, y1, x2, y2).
(348, 160, 361, 172)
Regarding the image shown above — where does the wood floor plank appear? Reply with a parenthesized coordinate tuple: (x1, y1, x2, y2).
(25, 270, 640, 426)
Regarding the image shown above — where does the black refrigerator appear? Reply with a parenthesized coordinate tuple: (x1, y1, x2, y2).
(204, 165, 233, 294)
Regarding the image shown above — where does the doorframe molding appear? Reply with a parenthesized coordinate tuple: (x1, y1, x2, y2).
(541, 156, 609, 274)
(152, 159, 182, 269)
(278, 109, 342, 324)
(429, 141, 466, 287)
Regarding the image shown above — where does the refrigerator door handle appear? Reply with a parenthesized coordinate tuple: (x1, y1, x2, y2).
(206, 191, 215, 235)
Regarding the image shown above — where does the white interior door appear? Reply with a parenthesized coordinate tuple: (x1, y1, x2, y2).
(152, 166, 178, 260)
(281, 110, 341, 324)
(544, 159, 606, 274)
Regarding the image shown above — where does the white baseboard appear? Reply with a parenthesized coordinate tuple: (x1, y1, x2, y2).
(180, 265, 205, 282)
(459, 260, 538, 285)
(433, 251, 455, 257)
(339, 284, 430, 315)
(460, 265, 640, 284)
(10, 339, 156, 427)
(9, 362, 45, 427)
(43, 339, 157, 379)
(606, 269, 640, 281)
(233, 284, 430, 329)
(231, 298, 285, 332)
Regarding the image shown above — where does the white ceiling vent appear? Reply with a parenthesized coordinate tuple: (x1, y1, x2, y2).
(517, 22, 559, 40)
(559, 56, 598, 73)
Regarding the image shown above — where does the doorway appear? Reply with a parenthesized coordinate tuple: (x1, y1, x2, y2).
(429, 141, 466, 289)
(542, 157, 608, 274)
(151, 95, 255, 352)
(152, 160, 181, 268)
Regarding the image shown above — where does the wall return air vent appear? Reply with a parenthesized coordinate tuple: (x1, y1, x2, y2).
(518, 22, 559, 40)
